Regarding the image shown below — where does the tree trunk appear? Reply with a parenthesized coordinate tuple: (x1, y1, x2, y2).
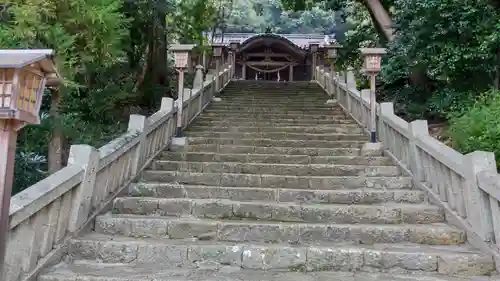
(48, 87, 64, 174)
(363, 0, 430, 90)
(363, 0, 394, 41)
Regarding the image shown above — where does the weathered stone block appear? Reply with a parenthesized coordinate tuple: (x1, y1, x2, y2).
(136, 244, 188, 266)
(307, 247, 363, 271)
(99, 242, 138, 263)
(191, 200, 233, 219)
(168, 220, 218, 240)
(113, 197, 158, 215)
(241, 245, 307, 270)
(437, 254, 495, 276)
(188, 244, 243, 267)
(157, 198, 191, 217)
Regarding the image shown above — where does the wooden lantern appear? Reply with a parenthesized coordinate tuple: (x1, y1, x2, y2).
(0, 49, 59, 128)
(359, 48, 387, 74)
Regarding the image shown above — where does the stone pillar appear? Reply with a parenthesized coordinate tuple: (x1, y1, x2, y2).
(311, 52, 317, 80)
(67, 144, 99, 232)
(289, 65, 294, 81)
(229, 51, 235, 78)
(215, 57, 221, 92)
(242, 64, 246, 80)
(202, 52, 207, 69)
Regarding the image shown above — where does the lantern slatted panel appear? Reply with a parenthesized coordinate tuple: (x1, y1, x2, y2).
(0, 69, 15, 108)
(18, 69, 42, 114)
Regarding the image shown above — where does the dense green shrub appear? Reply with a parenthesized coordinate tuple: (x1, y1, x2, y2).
(448, 90, 500, 168)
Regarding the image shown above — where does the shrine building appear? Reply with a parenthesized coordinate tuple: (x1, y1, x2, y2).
(206, 32, 333, 81)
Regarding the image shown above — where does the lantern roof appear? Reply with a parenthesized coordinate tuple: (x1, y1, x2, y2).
(169, 44, 196, 52)
(359, 48, 387, 55)
(0, 49, 58, 74)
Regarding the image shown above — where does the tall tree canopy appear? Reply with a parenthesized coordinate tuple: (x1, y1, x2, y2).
(2, 0, 341, 193)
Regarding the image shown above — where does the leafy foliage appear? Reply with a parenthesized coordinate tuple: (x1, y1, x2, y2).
(380, 0, 500, 119)
(448, 91, 500, 166)
(3, 0, 340, 194)
(1, 0, 222, 193)
(226, 0, 339, 34)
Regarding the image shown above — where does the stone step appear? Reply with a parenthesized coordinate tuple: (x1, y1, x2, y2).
(220, 92, 324, 95)
(196, 117, 358, 125)
(141, 171, 413, 190)
(200, 113, 349, 119)
(193, 119, 358, 126)
(208, 105, 338, 110)
(129, 183, 425, 204)
(197, 115, 354, 122)
(160, 152, 393, 165)
(65, 233, 495, 275)
(204, 109, 345, 114)
(39, 263, 499, 281)
(150, 161, 401, 177)
(186, 137, 366, 148)
(112, 198, 443, 224)
(221, 90, 323, 93)
(185, 126, 365, 135)
(183, 145, 362, 156)
(219, 97, 328, 99)
(184, 132, 367, 141)
(95, 214, 465, 245)
(212, 102, 334, 106)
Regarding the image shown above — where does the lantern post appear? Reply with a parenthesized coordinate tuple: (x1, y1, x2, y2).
(0, 49, 59, 276)
(325, 41, 342, 79)
(309, 42, 319, 81)
(229, 41, 239, 79)
(212, 43, 224, 92)
(170, 44, 194, 138)
(359, 48, 387, 143)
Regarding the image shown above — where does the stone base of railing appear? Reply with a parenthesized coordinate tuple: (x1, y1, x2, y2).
(325, 99, 337, 105)
(170, 137, 188, 153)
(212, 97, 222, 102)
(360, 142, 384, 156)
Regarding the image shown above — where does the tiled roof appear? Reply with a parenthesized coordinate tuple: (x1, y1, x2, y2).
(205, 32, 333, 49)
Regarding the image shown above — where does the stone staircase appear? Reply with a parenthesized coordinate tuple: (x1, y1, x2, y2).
(39, 81, 497, 281)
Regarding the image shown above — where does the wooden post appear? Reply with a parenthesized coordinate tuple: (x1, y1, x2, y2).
(0, 120, 17, 277)
(369, 74, 377, 142)
(176, 69, 185, 137)
(67, 145, 99, 232)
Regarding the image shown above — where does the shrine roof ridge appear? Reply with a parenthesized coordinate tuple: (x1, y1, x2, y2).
(204, 32, 333, 48)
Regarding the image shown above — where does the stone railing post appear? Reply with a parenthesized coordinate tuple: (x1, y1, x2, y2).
(193, 65, 204, 89)
(346, 68, 357, 114)
(183, 89, 192, 128)
(128, 114, 147, 175)
(160, 97, 174, 145)
(464, 151, 497, 243)
(360, 89, 371, 127)
(161, 97, 174, 112)
(378, 102, 394, 146)
(408, 120, 428, 182)
(67, 145, 99, 232)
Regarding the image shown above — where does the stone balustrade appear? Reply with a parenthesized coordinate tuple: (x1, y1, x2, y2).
(315, 66, 500, 268)
(3, 65, 232, 281)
